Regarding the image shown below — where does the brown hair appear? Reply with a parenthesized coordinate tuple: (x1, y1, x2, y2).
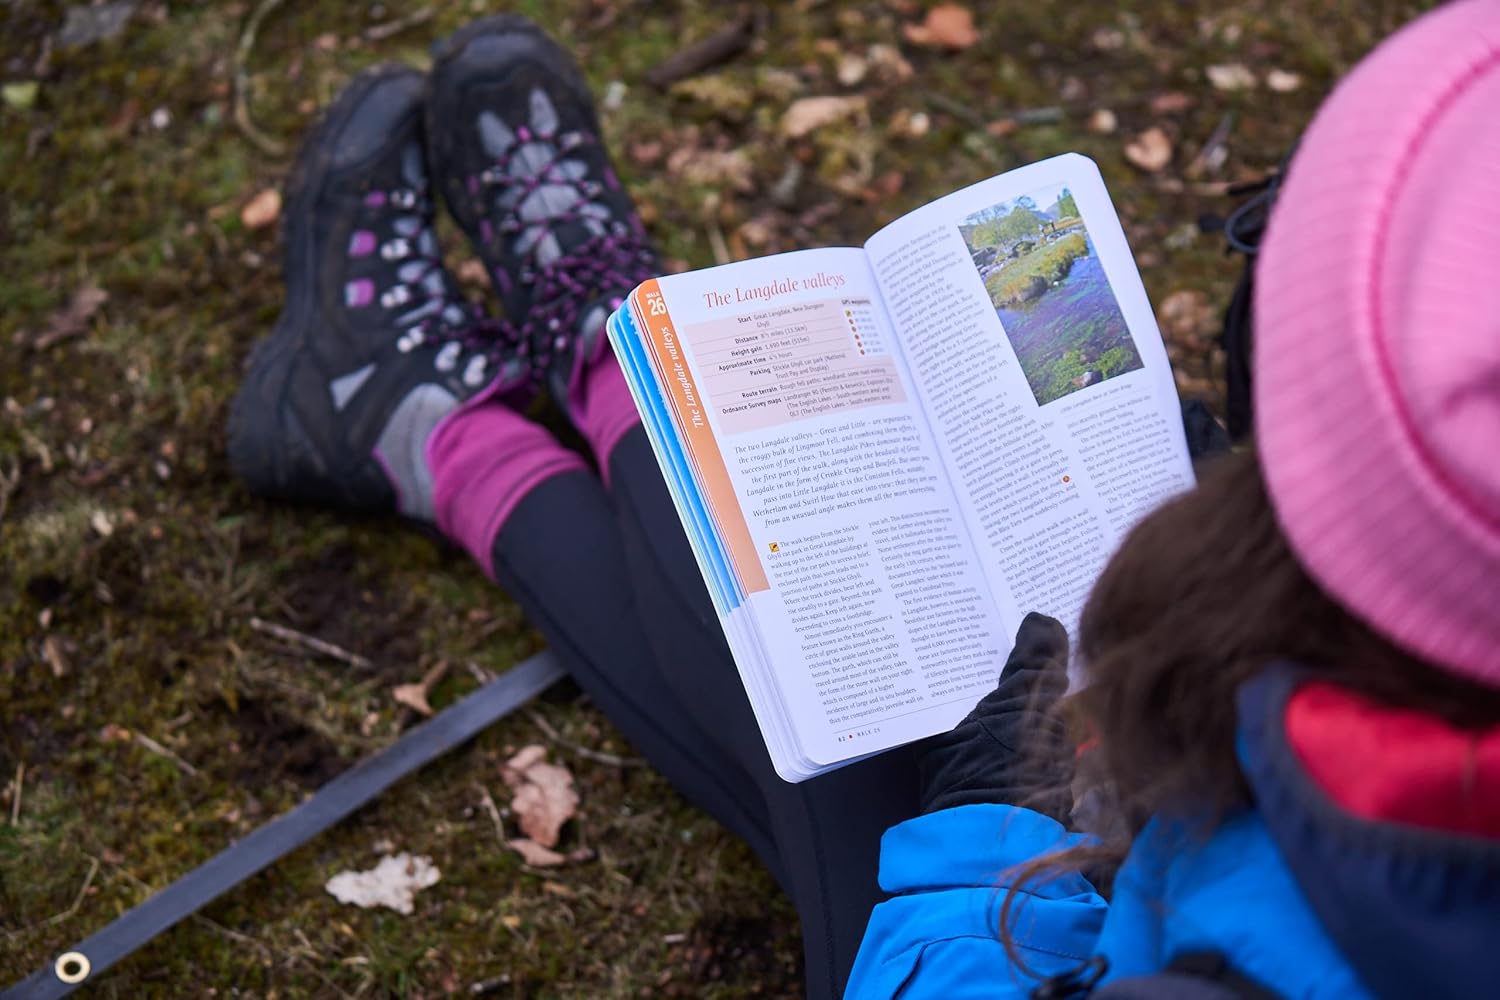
(999, 444, 1500, 955)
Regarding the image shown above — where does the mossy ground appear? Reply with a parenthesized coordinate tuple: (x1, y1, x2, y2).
(1, 2, 1432, 996)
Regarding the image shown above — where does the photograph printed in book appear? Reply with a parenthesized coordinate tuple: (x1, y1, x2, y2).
(958, 182, 1143, 406)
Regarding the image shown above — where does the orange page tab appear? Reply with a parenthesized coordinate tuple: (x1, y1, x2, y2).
(632, 279, 770, 595)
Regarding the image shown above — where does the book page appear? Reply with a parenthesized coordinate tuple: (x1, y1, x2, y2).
(864, 155, 1194, 646)
(630, 248, 1008, 766)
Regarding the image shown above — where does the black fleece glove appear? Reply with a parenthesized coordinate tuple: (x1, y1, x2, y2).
(918, 613, 1074, 823)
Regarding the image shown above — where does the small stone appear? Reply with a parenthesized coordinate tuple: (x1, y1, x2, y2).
(602, 80, 627, 112)
(1086, 108, 1117, 135)
(1123, 127, 1173, 172)
(1206, 63, 1257, 92)
(836, 53, 867, 87)
(2, 81, 39, 111)
(1091, 26, 1126, 51)
(1266, 69, 1303, 93)
(865, 44, 913, 83)
(887, 108, 930, 139)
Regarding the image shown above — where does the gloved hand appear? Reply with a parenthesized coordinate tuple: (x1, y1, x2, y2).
(1181, 397, 1232, 463)
(918, 613, 1074, 822)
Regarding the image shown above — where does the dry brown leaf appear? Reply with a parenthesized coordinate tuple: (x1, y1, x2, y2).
(392, 660, 449, 717)
(1156, 289, 1216, 341)
(27, 284, 108, 351)
(1124, 127, 1173, 172)
(903, 3, 980, 50)
(1206, 64, 1256, 92)
(508, 838, 566, 867)
(1266, 69, 1303, 93)
(391, 683, 431, 716)
(42, 636, 71, 678)
(836, 53, 868, 87)
(871, 170, 905, 199)
(1149, 92, 1194, 115)
(665, 147, 754, 191)
(1091, 26, 1126, 52)
(865, 44, 914, 83)
(324, 853, 440, 914)
(629, 139, 664, 165)
(505, 744, 547, 774)
(886, 108, 930, 140)
(780, 95, 867, 139)
(736, 215, 779, 249)
(455, 257, 489, 288)
(501, 744, 579, 848)
(1086, 108, 1118, 135)
(240, 188, 282, 230)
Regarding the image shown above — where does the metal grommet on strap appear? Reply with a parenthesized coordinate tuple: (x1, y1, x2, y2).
(54, 952, 90, 984)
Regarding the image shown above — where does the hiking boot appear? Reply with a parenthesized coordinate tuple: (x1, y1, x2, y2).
(426, 15, 660, 407)
(227, 65, 532, 521)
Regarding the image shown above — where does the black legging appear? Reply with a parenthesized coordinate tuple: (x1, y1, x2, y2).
(489, 426, 922, 1000)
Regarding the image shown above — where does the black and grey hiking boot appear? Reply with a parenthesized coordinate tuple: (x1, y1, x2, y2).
(228, 65, 533, 521)
(426, 15, 660, 407)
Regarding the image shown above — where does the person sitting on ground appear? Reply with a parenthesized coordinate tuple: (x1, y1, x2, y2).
(846, 2, 1500, 996)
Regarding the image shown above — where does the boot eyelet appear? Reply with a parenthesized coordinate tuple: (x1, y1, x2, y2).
(380, 285, 413, 309)
(462, 356, 487, 387)
(434, 341, 462, 372)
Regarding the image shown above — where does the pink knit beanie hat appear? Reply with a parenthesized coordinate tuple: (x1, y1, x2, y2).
(1255, 0, 1500, 686)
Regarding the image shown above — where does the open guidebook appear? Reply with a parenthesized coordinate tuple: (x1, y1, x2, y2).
(606, 153, 1194, 781)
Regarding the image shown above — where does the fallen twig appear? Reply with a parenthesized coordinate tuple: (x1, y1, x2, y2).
(132, 732, 199, 777)
(233, 0, 288, 156)
(0, 457, 18, 522)
(249, 615, 373, 669)
(474, 782, 506, 844)
(364, 6, 433, 42)
(526, 709, 645, 768)
(19, 429, 52, 474)
(1188, 111, 1236, 178)
(705, 197, 732, 265)
(392, 659, 450, 716)
(2, 856, 98, 941)
(644, 10, 755, 89)
(9, 762, 22, 826)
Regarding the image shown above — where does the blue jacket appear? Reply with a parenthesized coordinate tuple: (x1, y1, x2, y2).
(846, 665, 1500, 998)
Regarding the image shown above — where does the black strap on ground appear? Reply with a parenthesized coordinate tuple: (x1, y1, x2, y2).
(2, 651, 566, 999)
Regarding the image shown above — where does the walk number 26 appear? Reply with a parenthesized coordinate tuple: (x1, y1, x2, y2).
(646, 292, 668, 317)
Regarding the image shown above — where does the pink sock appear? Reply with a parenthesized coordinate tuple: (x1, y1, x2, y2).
(427, 402, 587, 578)
(571, 350, 641, 483)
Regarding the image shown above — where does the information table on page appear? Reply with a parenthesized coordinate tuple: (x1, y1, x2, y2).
(683, 297, 907, 434)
